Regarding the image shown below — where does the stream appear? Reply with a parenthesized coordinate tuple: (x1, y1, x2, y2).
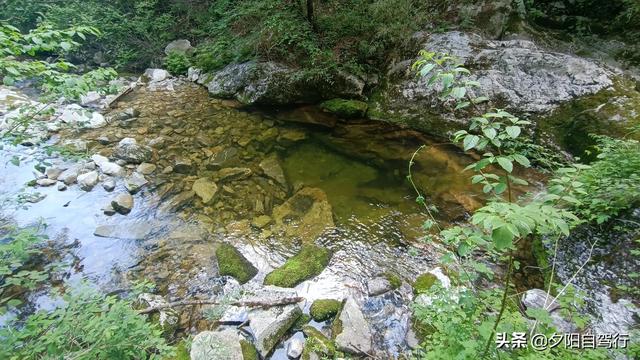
(1, 79, 547, 357)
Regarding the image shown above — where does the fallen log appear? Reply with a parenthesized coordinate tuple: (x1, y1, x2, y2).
(137, 296, 303, 315)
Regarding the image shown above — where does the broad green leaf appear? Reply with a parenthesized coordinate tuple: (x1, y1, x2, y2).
(505, 126, 521, 139)
(512, 154, 530, 167)
(491, 226, 514, 250)
(482, 128, 496, 139)
(419, 63, 436, 77)
(496, 157, 513, 173)
(450, 87, 466, 99)
(463, 135, 480, 151)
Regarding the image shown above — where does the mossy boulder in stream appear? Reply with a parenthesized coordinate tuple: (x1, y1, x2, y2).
(320, 98, 368, 118)
(413, 272, 438, 294)
(240, 340, 259, 360)
(263, 245, 331, 287)
(309, 299, 342, 322)
(216, 243, 258, 284)
(301, 325, 336, 359)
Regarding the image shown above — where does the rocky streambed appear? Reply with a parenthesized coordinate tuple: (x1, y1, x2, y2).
(1, 40, 638, 356)
(1, 71, 522, 359)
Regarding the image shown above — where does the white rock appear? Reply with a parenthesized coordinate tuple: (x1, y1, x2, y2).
(287, 338, 304, 359)
(98, 161, 123, 177)
(80, 91, 101, 106)
(142, 68, 169, 83)
(77, 171, 99, 191)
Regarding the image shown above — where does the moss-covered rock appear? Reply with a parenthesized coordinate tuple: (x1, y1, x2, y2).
(309, 299, 342, 322)
(216, 243, 258, 284)
(301, 325, 336, 359)
(240, 340, 259, 360)
(536, 78, 640, 160)
(383, 272, 402, 290)
(320, 98, 368, 118)
(263, 244, 331, 287)
(291, 313, 312, 331)
(413, 272, 438, 294)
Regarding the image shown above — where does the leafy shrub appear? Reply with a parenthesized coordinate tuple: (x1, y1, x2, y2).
(0, 286, 175, 359)
(164, 51, 191, 75)
(571, 136, 640, 223)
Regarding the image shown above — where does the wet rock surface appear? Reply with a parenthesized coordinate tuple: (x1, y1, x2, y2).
(371, 30, 617, 139)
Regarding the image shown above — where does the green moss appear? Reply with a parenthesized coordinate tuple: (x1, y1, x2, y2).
(536, 78, 640, 159)
(170, 339, 190, 360)
(309, 299, 342, 322)
(531, 238, 553, 291)
(413, 272, 438, 294)
(301, 325, 336, 359)
(292, 313, 312, 331)
(320, 98, 368, 118)
(240, 339, 259, 360)
(330, 303, 344, 338)
(263, 245, 331, 287)
(216, 243, 258, 284)
(383, 272, 402, 290)
(261, 307, 302, 355)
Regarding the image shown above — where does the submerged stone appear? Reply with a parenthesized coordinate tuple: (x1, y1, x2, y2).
(272, 187, 334, 242)
(216, 243, 258, 284)
(217, 167, 252, 182)
(263, 244, 331, 287)
(259, 154, 288, 188)
(192, 178, 218, 204)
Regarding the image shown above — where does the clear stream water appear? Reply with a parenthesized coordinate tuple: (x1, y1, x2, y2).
(0, 81, 544, 357)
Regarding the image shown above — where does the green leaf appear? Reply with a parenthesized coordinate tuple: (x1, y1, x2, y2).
(491, 226, 514, 250)
(419, 63, 436, 77)
(482, 128, 496, 139)
(455, 101, 470, 110)
(463, 135, 480, 151)
(512, 154, 530, 167)
(496, 157, 513, 173)
(505, 126, 521, 139)
(450, 87, 466, 99)
(440, 73, 454, 89)
(494, 182, 507, 194)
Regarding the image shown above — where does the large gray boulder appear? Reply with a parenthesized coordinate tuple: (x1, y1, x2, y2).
(370, 31, 616, 138)
(202, 61, 364, 105)
(164, 39, 194, 55)
(248, 304, 302, 357)
(190, 329, 244, 360)
(334, 297, 373, 355)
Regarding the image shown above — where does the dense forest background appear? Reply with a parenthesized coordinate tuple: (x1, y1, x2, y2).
(2, 0, 638, 75)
